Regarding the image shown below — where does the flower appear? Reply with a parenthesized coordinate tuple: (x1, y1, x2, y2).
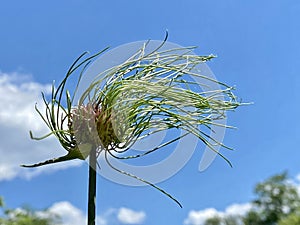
(22, 39, 241, 207)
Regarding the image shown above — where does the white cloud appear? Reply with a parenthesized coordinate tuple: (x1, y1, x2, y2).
(184, 203, 252, 225)
(38, 201, 146, 225)
(47, 201, 87, 225)
(0, 72, 83, 181)
(39, 201, 107, 225)
(296, 174, 300, 182)
(225, 203, 252, 216)
(117, 207, 146, 224)
(184, 208, 219, 225)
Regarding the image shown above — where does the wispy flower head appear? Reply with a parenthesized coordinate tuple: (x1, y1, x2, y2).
(23, 39, 241, 207)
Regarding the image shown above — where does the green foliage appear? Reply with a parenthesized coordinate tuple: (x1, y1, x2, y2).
(0, 197, 60, 225)
(0, 196, 4, 208)
(243, 210, 265, 225)
(246, 172, 300, 224)
(204, 215, 240, 225)
(278, 208, 300, 225)
(224, 216, 241, 225)
(204, 216, 222, 225)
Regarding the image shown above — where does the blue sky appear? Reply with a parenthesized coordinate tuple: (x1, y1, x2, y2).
(1, 0, 300, 224)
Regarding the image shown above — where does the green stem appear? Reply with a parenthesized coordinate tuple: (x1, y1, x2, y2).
(87, 147, 97, 225)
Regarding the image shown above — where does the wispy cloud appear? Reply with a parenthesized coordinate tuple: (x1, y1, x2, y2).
(0, 72, 82, 181)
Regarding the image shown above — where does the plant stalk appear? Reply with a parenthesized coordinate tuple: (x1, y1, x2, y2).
(87, 147, 97, 225)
